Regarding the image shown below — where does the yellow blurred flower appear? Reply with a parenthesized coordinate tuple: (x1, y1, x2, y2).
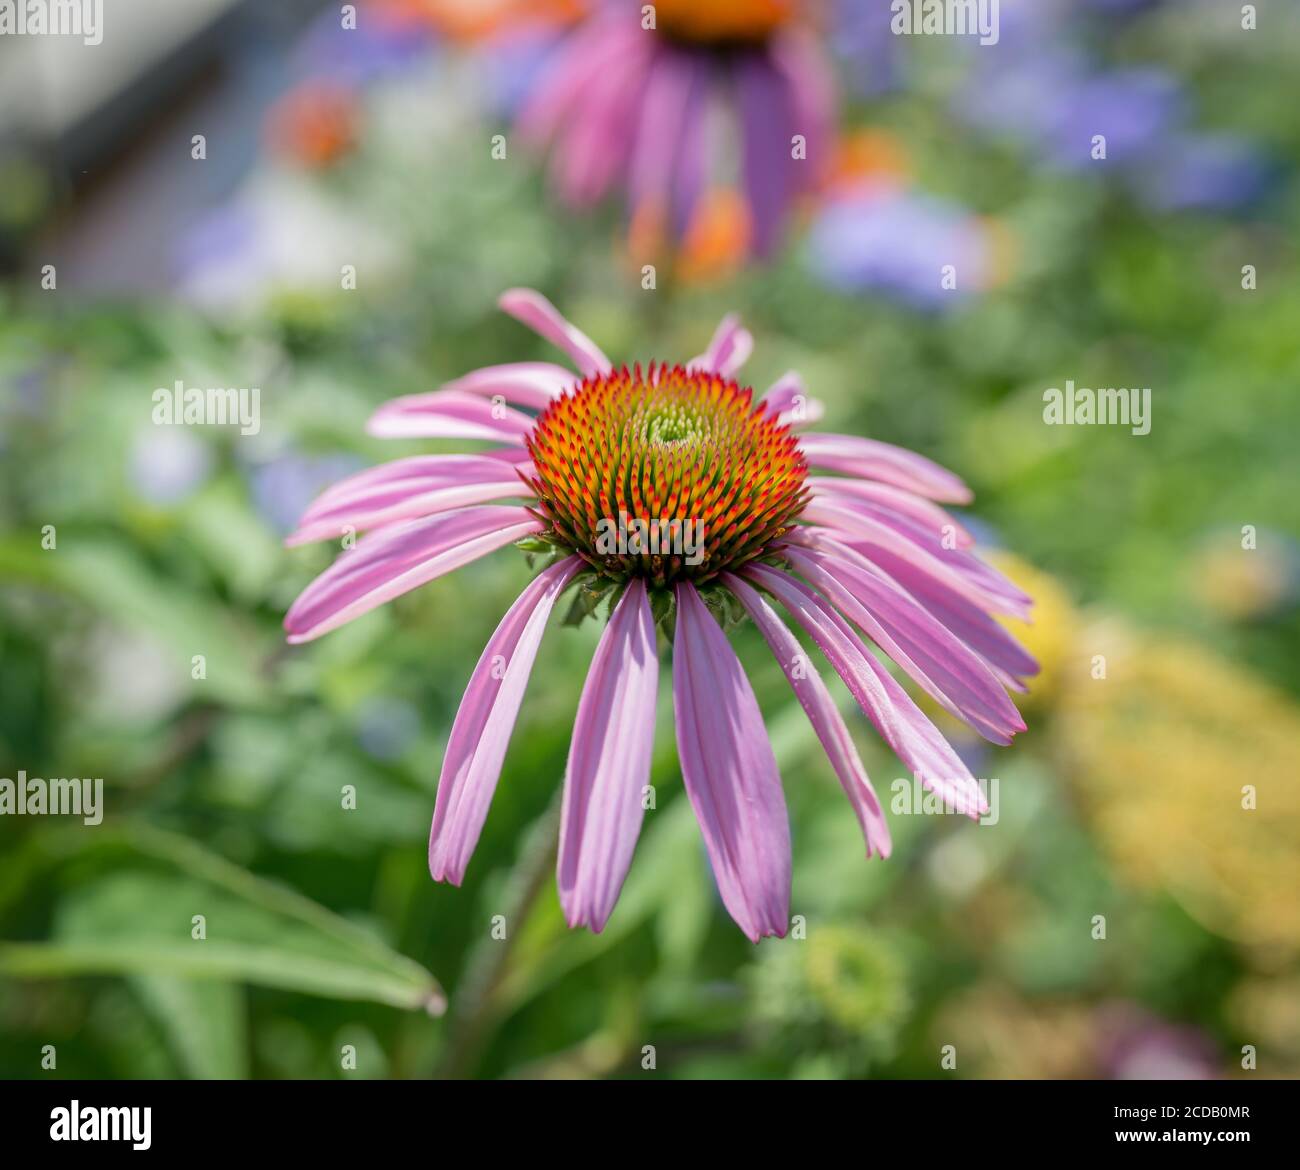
(979, 214, 1018, 291)
(1230, 976, 1300, 1060)
(933, 986, 1095, 1079)
(986, 551, 1080, 710)
(1189, 530, 1296, 622)
(1059, 626, 1300, 955)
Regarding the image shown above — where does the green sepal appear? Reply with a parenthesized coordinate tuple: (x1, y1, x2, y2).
(516, 531, 566, 573)
(560, 572, 622, 628)
(650, 585, 676, 643)
(697, 581, 748, 634)
(515, 533, 560, 554)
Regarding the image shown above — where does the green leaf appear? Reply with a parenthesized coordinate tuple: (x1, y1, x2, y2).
(129, 976, 248, 1079)
(0, 825, 445, 1014)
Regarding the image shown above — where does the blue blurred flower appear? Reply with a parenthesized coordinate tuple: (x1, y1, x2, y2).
(808, 185, 998, 310)
(355, 697, 422, 761)
(173, 204, 260, 291)
(478, 25, 565, 118)
(958, 47, 1088, 144)
(1136, 133, 1277, 213)
(0, 365, 54, 444)
(961, 58, 1183, 171)
(245, 449, 365, 535)
(1040, 68, 1183, 169)
(292, 2, 437, 88)
(954, 6, 1278, 214)
(129, 428, 215, 506)
(832, 0, 901, 96)
(1080, 0, 1161, 13)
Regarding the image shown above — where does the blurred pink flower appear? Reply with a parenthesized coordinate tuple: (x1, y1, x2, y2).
(516, 0, 834, 256)
(1098, 1003, 1220, 1081)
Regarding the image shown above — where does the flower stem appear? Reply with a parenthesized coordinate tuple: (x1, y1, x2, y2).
(434, 787, 562, 1078)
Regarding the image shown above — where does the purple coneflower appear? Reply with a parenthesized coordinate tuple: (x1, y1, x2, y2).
(284, 289, 1037, 940)
(517, 0, 833, 256)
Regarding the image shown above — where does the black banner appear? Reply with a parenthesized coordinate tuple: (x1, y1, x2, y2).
(1, 1077, 1292, 1156)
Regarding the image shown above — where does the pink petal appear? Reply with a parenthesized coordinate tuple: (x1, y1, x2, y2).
(743, 564, 987, 818)
(866, 545, 1039, 686)
(723, 572, 891, 860)
(517, 16, 641, 146)
(673, 582, 791, 942)
(799, 498, 1030, 619)
(284, 505, 541, 643)
(689, 313, 754, 378)
(367, 389, 534, 443)
(782, 544, 1025, 745)
(498, 288, 613, 379)
(768, 26, 835, 192)
(550, 52, 646, 207)
(808, 477, 973, 547)
(668, 61, 710, 237)
(834, 533, 1030, 622)
(288, 456, 532, 546)
(443, 362, 579, 411)
(558, 580, 659, 933)
(308, 454, 528, 512)
(737, 52, 798, 257)
(762, 371, 825, 427)
(799, 432, 973, 504)
(836, 507, 1033, 614)
(629, 49, 700, 224)
(429, 556, 584, 884)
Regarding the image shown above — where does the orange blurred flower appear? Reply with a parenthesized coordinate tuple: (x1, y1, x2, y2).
(266, 82, 360, 169)
(407, 0, 585, 41)
(653, 0, 800, 44)
(829, 128, 911, 192)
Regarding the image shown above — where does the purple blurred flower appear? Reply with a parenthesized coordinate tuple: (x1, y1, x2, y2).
(808, 184, 998, 310)
(959, 48, 1089, 144)
(955, 5, 1275, 214)
(962, 59, 1183, 171)
(1098, 1004, 1219, 1080)
(1041, 68, 1183, 169)
(129, 428, 215, 506)
(246, 449, 365, 535)
(173, 204, 260, 291)
(4, 365, 52, 420)
(962, 55, 1278, 212)
(292, 2, 437, 88)
(479, 25, 566, 118)
(951, 0, 1073, 60)
(832, 0, 900, 96)
(1136, 133, 1276, 213)
(1080, 0, 1161, 13)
